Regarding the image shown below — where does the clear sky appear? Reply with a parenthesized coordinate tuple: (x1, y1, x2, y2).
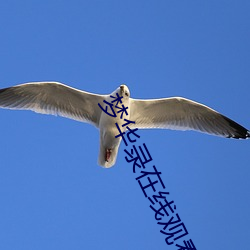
(0, 1, 249, 249)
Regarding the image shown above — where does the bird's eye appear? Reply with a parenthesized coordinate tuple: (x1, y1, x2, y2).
(125, 92, 129, 97)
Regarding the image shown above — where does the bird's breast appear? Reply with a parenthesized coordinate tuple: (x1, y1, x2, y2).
(99, 111, 127, 146)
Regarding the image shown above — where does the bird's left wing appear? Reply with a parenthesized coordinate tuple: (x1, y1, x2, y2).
(0, 82, 106, 127)
(129, 97, 249, 139)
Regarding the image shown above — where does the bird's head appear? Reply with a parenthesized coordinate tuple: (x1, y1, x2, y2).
(119, 84, 130, 98)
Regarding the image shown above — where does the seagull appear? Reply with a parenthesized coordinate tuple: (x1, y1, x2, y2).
(0, 82, 249, 168)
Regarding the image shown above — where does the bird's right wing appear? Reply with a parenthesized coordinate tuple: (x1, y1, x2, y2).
(130, 97, 249, 139)
(0, 82, 106, 127)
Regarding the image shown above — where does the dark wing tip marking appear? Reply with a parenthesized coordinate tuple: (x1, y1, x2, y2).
(222, 115, 249, 139)
(247, 131, 250, 138)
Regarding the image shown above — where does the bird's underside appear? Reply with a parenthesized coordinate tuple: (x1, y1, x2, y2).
(0, 82, 249, 167)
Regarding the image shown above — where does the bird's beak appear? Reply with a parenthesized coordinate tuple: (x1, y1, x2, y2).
(120, 85, 125, 94)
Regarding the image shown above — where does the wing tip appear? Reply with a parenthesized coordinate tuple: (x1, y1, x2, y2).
(223, 115, 250, 139)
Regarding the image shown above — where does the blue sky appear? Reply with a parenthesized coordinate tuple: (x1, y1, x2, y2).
(0, 1, 249, 249)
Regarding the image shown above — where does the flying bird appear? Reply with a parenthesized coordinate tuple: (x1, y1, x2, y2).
(0, 82, 249, 168)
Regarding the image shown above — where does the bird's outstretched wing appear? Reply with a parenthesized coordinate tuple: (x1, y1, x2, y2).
(0, 82, 106, 127)
(130, 97, 249, 139)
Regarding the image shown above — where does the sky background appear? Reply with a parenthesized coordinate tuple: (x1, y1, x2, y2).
(0, 1, 249, 249)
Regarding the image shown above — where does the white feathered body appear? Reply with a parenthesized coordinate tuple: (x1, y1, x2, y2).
(98, 91, 131, 168)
